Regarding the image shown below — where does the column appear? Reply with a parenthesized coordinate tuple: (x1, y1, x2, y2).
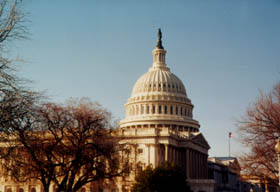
(154, 144, 158, 167)
(165, 144, 169, 162)
(175, 148, 178, 165)
(186, 148, 190, 179)
(155, 103, 158, 114)
(145, 144, 151, 165)
(169, 146, 172, 162)
(167, 104, 170, 114)
(134, 144, 138, 178)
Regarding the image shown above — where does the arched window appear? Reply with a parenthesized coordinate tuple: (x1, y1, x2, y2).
(158, 105, 161, 114)
(152, 105, 155, 114)
(31, 188, 36, 192)
(164, 105, 167, 114)
(180, 107, 183, 115)
(170, 106, 173, 114)
(146, 105, 149, 114)
(19, 189, 24, 192)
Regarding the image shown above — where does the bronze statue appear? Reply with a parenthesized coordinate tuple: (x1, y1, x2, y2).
(156, 28, 164, 49)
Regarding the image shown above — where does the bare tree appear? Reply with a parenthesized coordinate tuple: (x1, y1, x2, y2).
(0, 0, 28, 93)
(0, 98, 128, 192)
(0, 2, 128, 190)
(238, 82, 280, 184)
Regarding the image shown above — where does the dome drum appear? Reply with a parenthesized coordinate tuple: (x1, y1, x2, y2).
(127, 95, 191, 105)
(124, 102, 193, 119)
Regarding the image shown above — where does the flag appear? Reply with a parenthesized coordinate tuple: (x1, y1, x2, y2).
(229, 132, 233, 138)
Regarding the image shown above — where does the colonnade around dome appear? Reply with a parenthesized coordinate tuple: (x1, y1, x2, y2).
(125, 102, 193, 118)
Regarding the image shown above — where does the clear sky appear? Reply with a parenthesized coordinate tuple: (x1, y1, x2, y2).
(13, 0, 280, 157)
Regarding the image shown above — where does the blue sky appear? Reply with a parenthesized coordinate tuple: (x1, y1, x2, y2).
(13, 0, 280, 157)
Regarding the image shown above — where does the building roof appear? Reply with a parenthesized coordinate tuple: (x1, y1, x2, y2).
(209, 157, 241, 175)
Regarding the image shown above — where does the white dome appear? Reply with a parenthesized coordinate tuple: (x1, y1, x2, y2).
(120, 34, 200, 132)
(131, 67, 187, 98)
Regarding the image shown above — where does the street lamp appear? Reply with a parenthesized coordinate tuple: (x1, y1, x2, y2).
(275, 137, 280, 187)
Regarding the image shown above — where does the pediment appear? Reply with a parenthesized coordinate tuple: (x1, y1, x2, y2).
(229, 158, 241, 171)
(190, 133, 210, 149)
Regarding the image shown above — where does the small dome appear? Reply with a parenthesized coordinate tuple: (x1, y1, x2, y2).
(131, 67, 187, 98)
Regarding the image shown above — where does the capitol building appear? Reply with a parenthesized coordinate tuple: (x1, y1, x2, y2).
(118, 29, 214, 192)
(0, 30, 214, 192)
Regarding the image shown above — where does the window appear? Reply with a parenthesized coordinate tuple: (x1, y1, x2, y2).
(176, 106, 178, 115)
(170, 106, 173, 114)
(146, 106, 149, 114)
(159, 105, 162, 114)
(138, 148, 143, 154)
(152, 105, 155, 114)
(164, 105, 167, 114)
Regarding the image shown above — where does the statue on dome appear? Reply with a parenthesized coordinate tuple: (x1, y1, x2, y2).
(156, 28, 164, 49)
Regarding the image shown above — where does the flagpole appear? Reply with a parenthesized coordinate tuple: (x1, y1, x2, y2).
(229, 132, 231, 157)
(229, 134, 231, 157)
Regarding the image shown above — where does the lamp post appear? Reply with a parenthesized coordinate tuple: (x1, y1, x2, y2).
(275, 137, 280, 187)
